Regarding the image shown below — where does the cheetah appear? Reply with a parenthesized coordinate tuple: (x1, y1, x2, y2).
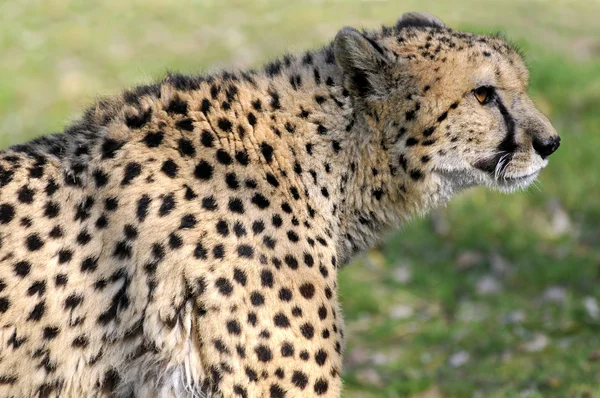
(0, 12, 560, 398)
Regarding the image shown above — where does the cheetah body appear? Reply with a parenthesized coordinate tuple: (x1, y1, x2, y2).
(0, 13, 558, 398)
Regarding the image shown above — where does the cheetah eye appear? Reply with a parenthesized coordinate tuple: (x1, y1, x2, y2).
(473, 86, 495, 105)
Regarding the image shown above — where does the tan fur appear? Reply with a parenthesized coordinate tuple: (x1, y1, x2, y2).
(0, 13, 558, 398)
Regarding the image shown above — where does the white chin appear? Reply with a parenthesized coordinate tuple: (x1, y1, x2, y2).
(489, 170, 540, 193)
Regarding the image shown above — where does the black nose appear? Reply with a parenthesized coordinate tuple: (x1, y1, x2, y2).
(532, 136, 561, 159)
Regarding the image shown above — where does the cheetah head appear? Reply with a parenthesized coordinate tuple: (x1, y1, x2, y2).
(334, 12, 560, 195)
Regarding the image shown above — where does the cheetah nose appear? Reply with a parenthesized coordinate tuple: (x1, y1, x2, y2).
(532, 135, 561, 159)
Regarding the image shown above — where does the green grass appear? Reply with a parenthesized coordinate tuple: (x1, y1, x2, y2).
(1, 1, 599, 396)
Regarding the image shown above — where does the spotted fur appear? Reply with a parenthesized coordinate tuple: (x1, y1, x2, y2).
(0, 12, 559, 398)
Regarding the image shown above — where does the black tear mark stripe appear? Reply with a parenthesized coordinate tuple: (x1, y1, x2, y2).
(494, 96, 518, 154)
(473, 96, 517, 174)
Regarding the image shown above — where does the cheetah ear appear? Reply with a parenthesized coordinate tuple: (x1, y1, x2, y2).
(334, 27, 389, 97)
(396, 12, 446, 29)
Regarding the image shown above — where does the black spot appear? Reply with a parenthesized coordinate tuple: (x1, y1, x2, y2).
(202, 196, 218, 211)
(226, 172, 239, 189)
(235, 150, 249, 166)
(102, 369, 121, 393)
(215, 278, 233, 296)
(279, 288, 292, 301)
(43, 201, 60, 218)
(232, 221, 247, 237)
(269, 91, 281, 110)
(165, 97, 188, 115)
(251, 291, 265, 306)
(302, 253, 314, 267)
(180, 214, 197, 229)
(228, 198, 244, 214)
(315, 349, 328, 366)
(406, 137, 419, 146)
(13, 261, 31, 279)
(194, 242, 208, 259)
(373, 188, 384, 200)
(245, 367, 258, 382)
(251, 193, 270, 209)
(0, 204, 15, 224)
(58, 249, 73, 264)
(169, 232, 183, 249)
(216, 220, 229, 236)
(194, 160, 213, 180)
(216, 149, 233, 165)
(237, 245, 254, 258)
(260, 143, 274, 163)
(17, 186, 35, 204)
(159, 193, 176, 216)
(274, 313, 290, 328)
(255, 345, 272, 362)
(81, 257, 98, 272)
(212, 243, 225, 258)
(161, 159, 179, 178)
(314, 379, 329, 395)
(201, 98, 212, 114)
(27, 301, 45, 321)
(233, 268, 247, 286)
(284, 255, 298, 270)
(142, 131, 164, 148)
(125, 108, 152, 128)
(332, 141, 341, 153)
(437, 111, 448, 122)
(318, 305, 327, 320)
(200, 130, 214, 147)
(121, 162, 142, 185)
(43, 326, 59, 340)
(176, 118, 194, 131)
(299, 283, 315, 299)
(423, 126, 436, 137)
(265, 60, 282, 76)
(184, 186, 197, 200)
(261, 269, 274, 288)
(113, 240, 132, 259)
(0, 297, 10, 313)
(137, 195, 151, 222)
(178, 138, 196, 157)
(45, 179, 59, 196)
(218, 118, 233, 132)
(26, 234, 44, 251)
(281, 202, 292, 214)
(55, 274, 68, 286)
(247, 113, 257, 126)
(227, 320, 242, 335)
(410, 169, 423, 180)
(292, 371, 308, 390)
(300, 323, 314, 339)
(266, 173, 279, 187)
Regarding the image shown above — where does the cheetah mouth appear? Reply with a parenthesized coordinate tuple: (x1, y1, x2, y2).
(495, 169, 540, 185)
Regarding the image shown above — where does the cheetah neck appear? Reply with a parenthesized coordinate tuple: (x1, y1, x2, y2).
(248, 47, 457, 266)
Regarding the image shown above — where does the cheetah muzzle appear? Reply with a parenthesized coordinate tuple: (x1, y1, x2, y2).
(0, 11, 559, 398)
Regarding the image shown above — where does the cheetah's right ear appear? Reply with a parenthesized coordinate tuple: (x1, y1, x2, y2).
(395, 12, 446, 30)
(334, 27, 389, 98)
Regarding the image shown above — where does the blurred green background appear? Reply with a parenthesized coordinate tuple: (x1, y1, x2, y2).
(1, 0, 599, 396)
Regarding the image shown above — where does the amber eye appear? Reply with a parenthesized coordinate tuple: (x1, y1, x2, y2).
(473, 86, 495, 105)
